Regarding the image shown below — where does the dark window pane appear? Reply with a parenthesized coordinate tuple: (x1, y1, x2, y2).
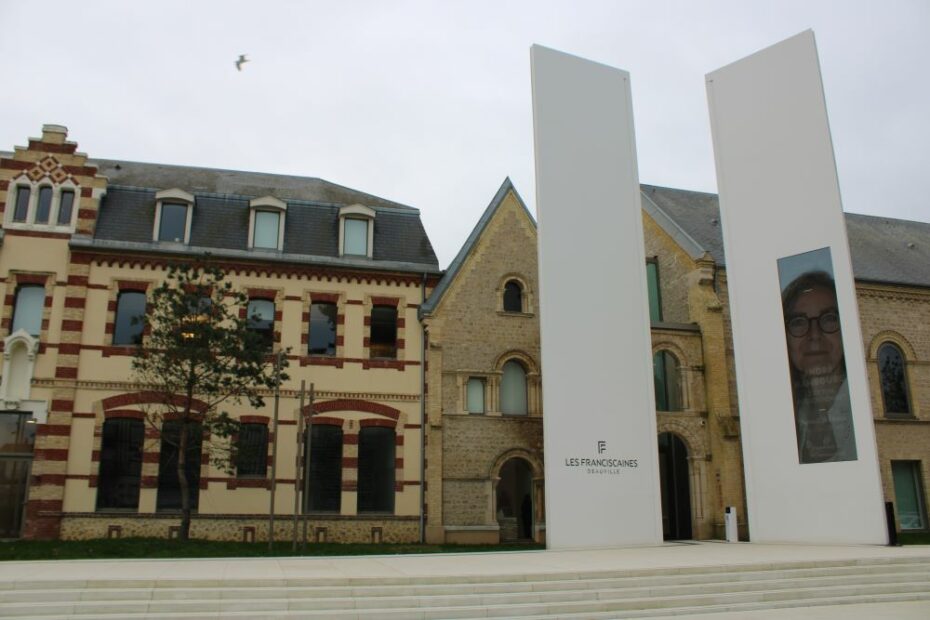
(12, 285, 45, 337)
(892, 461, 927, 530)
(879, 343, 911, 416)
(503, 281, 522, 312)
(34, 187, 52, 223)
(13, 186, 30, 222)
(307, 424, 343, 512)
(158, 203, 188, 242)
(309, 303, 337, 356)
(647, 261, 663, 322)
(96, 418, 144, 510)
(236, 423, 268, 477)
(357, 426, 395, 513)
(0, 413, 36, 454)
(654, 350, 682, 412)
(370, 305, 397, 359)
(58, 190, 74, 225)
(156, 421, 202, 511)
(114, 291, 146, 345)
(247, 299, 275, 350)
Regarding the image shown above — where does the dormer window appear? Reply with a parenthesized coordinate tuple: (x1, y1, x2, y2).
(338, 204, 375, 258)
(153, 188, 194, 244)
(248, 196, 286, 251)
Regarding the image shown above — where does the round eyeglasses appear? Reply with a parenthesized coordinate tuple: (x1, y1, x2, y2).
(786, 310, 840, 338)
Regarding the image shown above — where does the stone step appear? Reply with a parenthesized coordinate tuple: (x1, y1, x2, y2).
(2, 576, 928, 618)
(3, 566, 928, 605)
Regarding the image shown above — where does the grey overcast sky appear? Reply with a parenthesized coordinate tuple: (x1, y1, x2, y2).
(2, 0, 927, 267)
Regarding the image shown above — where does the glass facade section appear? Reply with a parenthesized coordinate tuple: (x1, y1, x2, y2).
(236, 423, 268, 477)
(158, 203, 187, 242)
(113, 291, 146, 345)
(357, 426, 395, 513)
(501, 361, 528, 415)
(466, 378, 486, 414)
(253, 210, 280, 249)
(58, 190, 74, 225)
(34, 187, 52, 223)
(12, 285, 44, 337)
(96, 418, 144, 510)
(370, 305, 397, 359)
(892, 461, 927, 531)
(307, 424, 343, 512)
(12, 186, 29, 222)
(343, 218, 368, 256)
(309, 302, 337, 355)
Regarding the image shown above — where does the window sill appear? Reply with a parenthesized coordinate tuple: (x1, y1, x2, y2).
(497, 311, 535, 318)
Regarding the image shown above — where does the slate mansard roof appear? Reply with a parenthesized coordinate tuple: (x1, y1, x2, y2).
(642, 184, 930, 289)
(76, 158, 440, 274)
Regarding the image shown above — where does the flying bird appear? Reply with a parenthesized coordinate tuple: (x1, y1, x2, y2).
(235, 54, 249, 71)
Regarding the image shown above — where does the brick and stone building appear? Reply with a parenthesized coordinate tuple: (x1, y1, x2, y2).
(1, 125, 927, 543)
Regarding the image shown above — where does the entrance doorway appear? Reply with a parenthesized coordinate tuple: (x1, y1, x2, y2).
(0, 412, 36, 538)
(658, 432, 692, 540)
(496, 458, 533, 541)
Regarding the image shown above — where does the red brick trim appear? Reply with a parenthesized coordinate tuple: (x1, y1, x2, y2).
(104, 410, 145, 420)
(342, 457, 358, 468)
(28, 140, 78, 154)
(310, 292, 340, 303)
(240, 415, 270, 425)
(370, 296, 399, 307)
(117, 280, 150, 292)
(34, 448, 69, 461)
(246, 288, 278, 299)
(313, 399, 400, 420)
(35, 425, 70, 437)
(55, 367, 78, 379)
(32, 474, 67, 485)
(3, 229, 70, 240)
(308, 416, 344, 427)
(50, 399, 74, 413)
(15, 273, 51, 285)
(343, 434, 359, 444)
(72, 412, 96, 419)
(102, 391, 209, 413)
(346, 299, 364, 305)
(360, 418, 397, 429)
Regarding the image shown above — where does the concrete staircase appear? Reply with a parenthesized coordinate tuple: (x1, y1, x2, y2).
(2, 555, 929, 619)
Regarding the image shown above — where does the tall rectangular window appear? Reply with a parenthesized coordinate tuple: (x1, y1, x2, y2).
(370, 305, 397, 359)
(309, 302, 337, 356)
(253, 211, 280, 249)
(892, 461, 927, 531)
(158, 203, 188, 242)
(113, 291, 146, 345)
(307, 424, 343, 512)
(236, 423, 268, 477)
(13, 186, 30, 222)
(57, 190, 75, 225)
(646, 259, 662, 322)
(156, 421, 202, 511)
(467, 378, 486, 414)
(344, 218, 369, 256)
(247, 299, 275, 351)
(96, 418, 144, 510)
(12, 285, 45, 337)
(357, 426, 395, 513)
(34, 187, 53, 224)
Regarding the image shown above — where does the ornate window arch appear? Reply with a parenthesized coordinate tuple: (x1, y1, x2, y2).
(497, 273, 533, 315)
(877, 341, 913, 417)
(493, 351, 540, 416)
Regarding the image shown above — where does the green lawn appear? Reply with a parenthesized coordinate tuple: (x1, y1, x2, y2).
(0, 538, 544, 562)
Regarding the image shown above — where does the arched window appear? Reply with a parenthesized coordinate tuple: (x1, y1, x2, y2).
(307, 424, 343, 512)
(878, 342, 911, 416)
(503, 280, 523, 313)
(653, 350, 683, 412)
(96, 418, 144, 510)
(357, 426, 395, 513)
(501, 360, 528, 415)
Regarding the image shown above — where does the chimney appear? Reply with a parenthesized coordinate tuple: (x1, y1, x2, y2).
(41, 124, 68, 145)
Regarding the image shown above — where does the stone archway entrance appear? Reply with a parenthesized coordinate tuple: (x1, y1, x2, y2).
(496, 458, 534, 541)
(658, 432, 692, 540)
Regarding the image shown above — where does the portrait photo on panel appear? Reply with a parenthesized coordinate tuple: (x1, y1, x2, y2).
(778, 247, 857, 464)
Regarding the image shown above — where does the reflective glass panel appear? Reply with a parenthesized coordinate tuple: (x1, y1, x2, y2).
(344, 218, 368, 256)
(113, 291, 146, 345)
(96, 418, 144, 510)
(158, 203, 188, 242)
(57, 190, 74, 225)
(466, 378, 485, 414)
(253, 211, 280, 249)
(35, 187, 52, 223)
(309, 302, 337, 356)
(370, 305, 397, 359)
(13, 186, 29, 222)
(501, 361, 527, 415)
(357, 426, 395, 513)
(12, 285, 44, 337)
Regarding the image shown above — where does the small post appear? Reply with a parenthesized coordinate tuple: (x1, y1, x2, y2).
(292, 380, 306, 552)
(267, 350, 283, 552)
(302, 383, 314, 551)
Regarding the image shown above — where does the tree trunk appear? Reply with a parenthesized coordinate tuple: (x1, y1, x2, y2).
(177, 419, 191, 540)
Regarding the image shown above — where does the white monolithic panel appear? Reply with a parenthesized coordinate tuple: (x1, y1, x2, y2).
(706, 30, 886, 543)
(531, 45, 662, 549)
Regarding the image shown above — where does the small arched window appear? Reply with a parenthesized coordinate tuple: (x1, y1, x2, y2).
(653, 350, 683, 412)
(501, 360, 528, 415)
(878, 342, 911, 416)
(503, 280, 523, 313)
